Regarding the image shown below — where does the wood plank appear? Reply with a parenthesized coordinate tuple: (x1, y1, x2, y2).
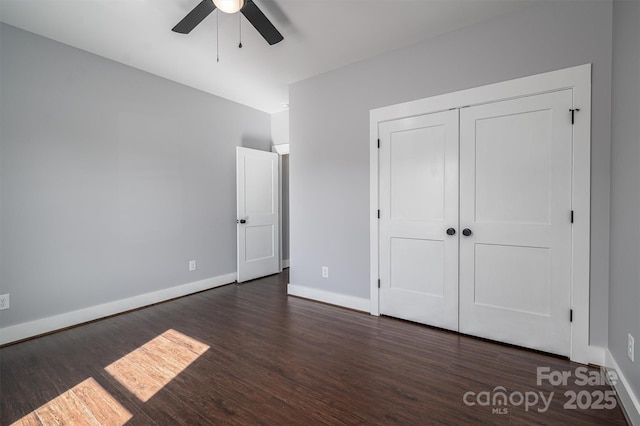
(161, 329, 210, 355)
(121, 347, 177, 389)
(71, 378, 133, 426)
(153, 335, 203, 365)
(9, 412, 41, 426)
(34, 390, 100, 426)
(104, 358, 161, 402)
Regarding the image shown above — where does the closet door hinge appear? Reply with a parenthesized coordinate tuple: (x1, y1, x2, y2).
(571, 210, 574, 223)
(570, 108, 580, 125)
(377, 138, 380, 149)
(378, 279, 381, 288)
(570, 309, 573, 322)
(378, 209, 380, 219)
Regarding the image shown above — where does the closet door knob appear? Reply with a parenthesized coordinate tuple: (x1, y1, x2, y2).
(462, 228, 472, 236)
(446, 228, 456, 236)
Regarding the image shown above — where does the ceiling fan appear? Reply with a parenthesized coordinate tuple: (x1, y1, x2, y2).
(172, 0, 284, 45)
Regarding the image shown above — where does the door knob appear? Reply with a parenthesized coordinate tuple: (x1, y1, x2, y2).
(462, 228, 472, 236)
(446, 228, 456, 236)
(238, 219, 247, 224)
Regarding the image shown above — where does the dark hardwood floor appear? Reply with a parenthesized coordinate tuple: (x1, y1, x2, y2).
(0, 270, 629, 425)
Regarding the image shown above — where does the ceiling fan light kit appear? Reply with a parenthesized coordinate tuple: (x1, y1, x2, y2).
(213, 0, 244, 14)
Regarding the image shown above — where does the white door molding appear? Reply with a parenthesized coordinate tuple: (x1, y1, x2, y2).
(272, 144, 290, 271)
(370, 64, 595, 364)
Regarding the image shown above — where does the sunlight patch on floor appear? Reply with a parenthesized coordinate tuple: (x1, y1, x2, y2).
(105, 329, 209, 402)
(10, 329, 208, 425)
(11, 377, 132, 426)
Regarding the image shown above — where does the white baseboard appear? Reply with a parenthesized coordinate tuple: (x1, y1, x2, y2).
(605, 349, 640, 425)
(587, 345, 607, 366)
(282, 259, 290, 268)
(287, 283, 370, 312)
(0, 272, 237, 346)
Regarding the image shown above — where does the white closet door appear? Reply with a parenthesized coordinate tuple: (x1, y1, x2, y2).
(459, 90, 573, 356)
(379, 110, 459, 331)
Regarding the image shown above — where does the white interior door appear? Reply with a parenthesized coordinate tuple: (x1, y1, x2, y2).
(458, 90, 573, 356)
(379, 110, 459, 331)
(236, 147, 279, 283)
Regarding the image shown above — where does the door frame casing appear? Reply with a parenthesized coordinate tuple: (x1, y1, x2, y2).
(272, 143, 290, 271)
(369, 64, 595, 364)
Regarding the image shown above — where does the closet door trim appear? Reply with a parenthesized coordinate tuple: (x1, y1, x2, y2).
(370, 64, 593, 364)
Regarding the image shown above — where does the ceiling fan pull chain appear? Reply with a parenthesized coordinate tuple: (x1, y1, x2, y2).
(216, 10, 220, 62)
(239, 13, 243, 48)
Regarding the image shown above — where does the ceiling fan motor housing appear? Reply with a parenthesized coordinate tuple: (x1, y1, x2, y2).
(213, 0, 245, 14)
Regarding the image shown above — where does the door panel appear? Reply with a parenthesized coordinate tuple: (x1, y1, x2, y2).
(379, 110, 459, 331)
(390, 238, 444, 296)
(245, 155, 275, 215)
(390, 126, 446, 221)
(459, 90, 573, 356)
(474, 109, 552, 224)
(474, 244, 551, 316)
(237, 147, 279, 283)
(245, 225, 275, 261)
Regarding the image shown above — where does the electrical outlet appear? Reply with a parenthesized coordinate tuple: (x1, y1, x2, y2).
(189, 260, 197, 272)
(0, 294, 10, 311)
(321, 266, 329, 278)
(628, 334, 635, 362)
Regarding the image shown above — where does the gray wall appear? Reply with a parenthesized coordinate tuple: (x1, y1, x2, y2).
(0, 23, 271, 328)
(609, 0, 640, 400)
(271, 110, 290, 145)
(290, 1, 613, 346)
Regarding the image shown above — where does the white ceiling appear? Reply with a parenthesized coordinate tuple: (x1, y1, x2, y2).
(0, 0, 537, 113)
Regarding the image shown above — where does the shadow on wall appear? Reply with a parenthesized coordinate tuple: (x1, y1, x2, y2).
(241, 135, 273, 150)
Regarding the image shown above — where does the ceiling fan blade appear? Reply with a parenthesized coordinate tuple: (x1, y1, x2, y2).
(172, 0, 216, 34)
(241, 0, 284, 45)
